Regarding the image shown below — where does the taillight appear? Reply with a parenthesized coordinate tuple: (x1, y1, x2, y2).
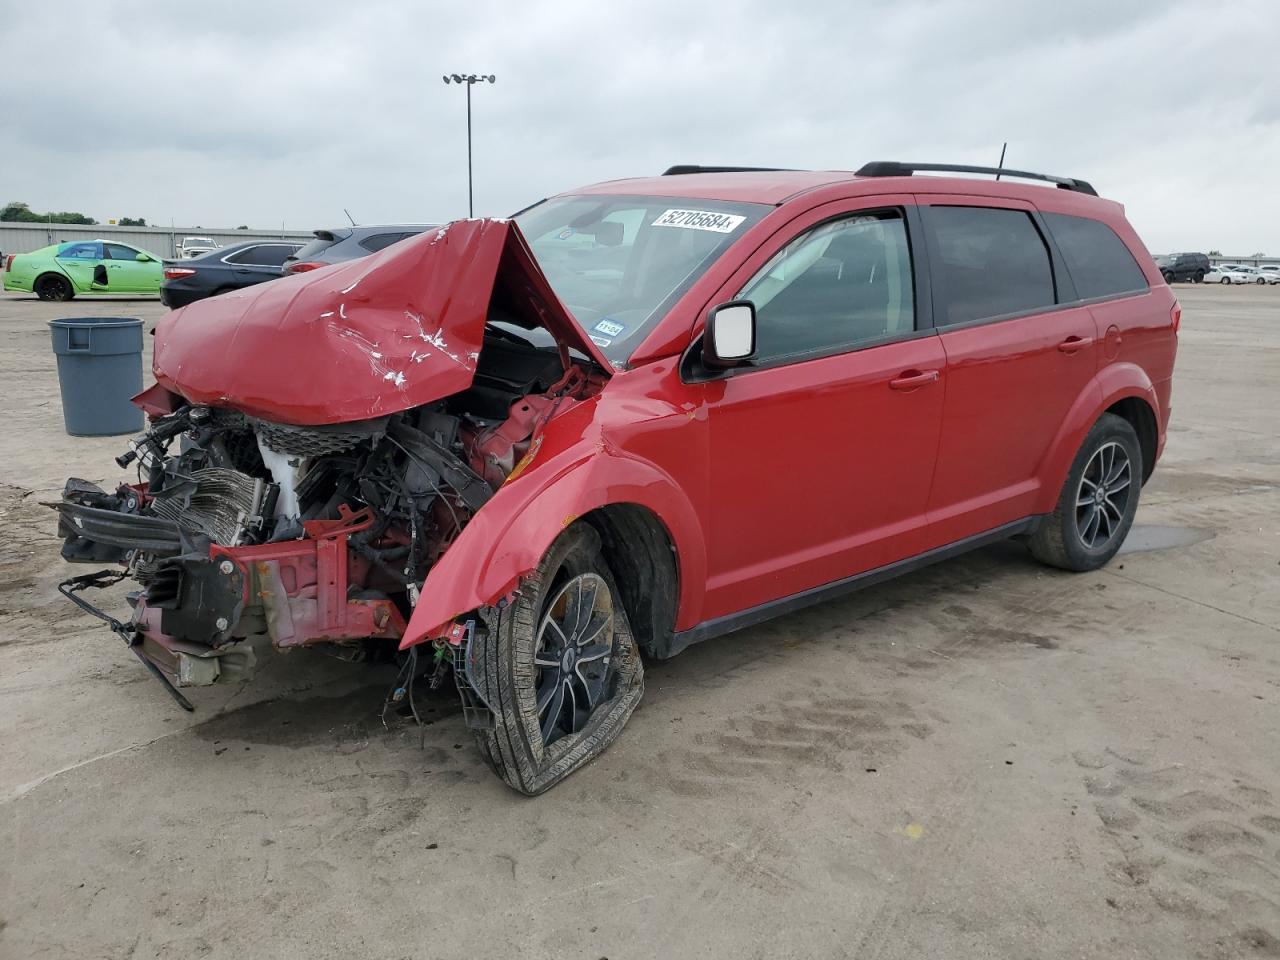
(3, 255, 13, 272)
(284, 260, 325, 275)
(1171, 301, 1181, 335)
(164, 267, 196, 280)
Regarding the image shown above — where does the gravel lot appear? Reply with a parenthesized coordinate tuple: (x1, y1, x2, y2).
(1, 284, 1277, 959)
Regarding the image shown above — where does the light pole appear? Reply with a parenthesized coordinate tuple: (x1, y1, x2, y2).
(442, 73, 496, 218)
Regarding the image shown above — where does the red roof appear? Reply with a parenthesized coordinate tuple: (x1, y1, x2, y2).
(564, 170, 856, 204)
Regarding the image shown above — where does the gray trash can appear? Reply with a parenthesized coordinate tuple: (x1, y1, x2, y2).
(49, 317, 146, 436)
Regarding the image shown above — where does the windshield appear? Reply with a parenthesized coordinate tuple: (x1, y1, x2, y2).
(516, 194, 768, 364)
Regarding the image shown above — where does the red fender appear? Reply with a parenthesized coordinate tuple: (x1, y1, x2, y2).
(1033, 362, 1159, 514)
(400, 440, 706, 650)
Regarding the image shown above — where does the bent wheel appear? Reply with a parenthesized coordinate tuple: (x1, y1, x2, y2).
(471, 524, 644, 795)
(1029, 413, 1142, 572)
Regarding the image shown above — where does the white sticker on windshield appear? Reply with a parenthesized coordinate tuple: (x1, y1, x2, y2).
(590, 335, 612, 347)
(594, 319, 625, 337)
(651, 209, 746, 233)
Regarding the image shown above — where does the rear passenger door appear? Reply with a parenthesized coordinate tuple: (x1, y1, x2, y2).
(921, 200, 1100, 545)
(53, 241, 103, 292)
(225, 243, 300, 283)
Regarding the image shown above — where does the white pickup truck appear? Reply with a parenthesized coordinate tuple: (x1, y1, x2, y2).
(178, 236, 219, 259)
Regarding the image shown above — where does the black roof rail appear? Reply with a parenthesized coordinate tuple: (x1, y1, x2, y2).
(662, 165, 794, 176)
(855, 161, 1098, 197)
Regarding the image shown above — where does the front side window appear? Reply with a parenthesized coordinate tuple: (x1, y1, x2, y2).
(1044, 212, 1149, 300)
(57, 242, 100, 260)
(517, 194, 768, 363)
(105, 243, 142, 261)
(927, 206, 1055, 325)
(738, 211, 915, 363)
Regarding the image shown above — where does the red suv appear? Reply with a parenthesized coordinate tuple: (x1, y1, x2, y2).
(55, 161, 1177, 794)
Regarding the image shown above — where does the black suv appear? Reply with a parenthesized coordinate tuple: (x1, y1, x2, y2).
(1154, 252, 1209, 284)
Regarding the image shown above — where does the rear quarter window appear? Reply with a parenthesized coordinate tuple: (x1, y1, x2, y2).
(1043, 212, 1149, 300)
(228, 244, 299, 266)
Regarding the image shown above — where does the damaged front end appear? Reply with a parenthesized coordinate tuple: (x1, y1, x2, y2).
(51, 218, 607, 706)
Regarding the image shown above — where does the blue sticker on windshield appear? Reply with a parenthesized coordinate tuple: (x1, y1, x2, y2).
(595, 319, 625, 337)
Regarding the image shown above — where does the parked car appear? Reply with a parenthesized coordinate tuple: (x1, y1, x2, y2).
(1223, 265, 1267, 284)
(1203, 265, 1236, 284)
(52, 161, 1177, 795)
(161, 240, 305, 308)
(1154, 252, 1209, 283)
(282, 224, 436, 275)
(2, 239, 162, 300)
(179, 237, 219, 259)
(1259, 265, 1280, 285)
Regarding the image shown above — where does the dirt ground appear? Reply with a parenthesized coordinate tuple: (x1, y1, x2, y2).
(1, 284, 1277, 960)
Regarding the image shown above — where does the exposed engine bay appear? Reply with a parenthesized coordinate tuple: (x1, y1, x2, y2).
(53, 328, 602, 694)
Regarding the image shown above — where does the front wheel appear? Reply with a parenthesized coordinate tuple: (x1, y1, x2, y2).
(1029, 413, 1142, 572)
(470, 524, 644, 795)
(35, 273, 74, 302)
(1194, 270, 1205, 283)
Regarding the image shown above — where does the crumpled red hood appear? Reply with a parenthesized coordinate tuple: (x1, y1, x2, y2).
(152, 219, 609, 425)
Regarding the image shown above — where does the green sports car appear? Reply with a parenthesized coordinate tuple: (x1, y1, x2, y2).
(3, 239, 164, 300)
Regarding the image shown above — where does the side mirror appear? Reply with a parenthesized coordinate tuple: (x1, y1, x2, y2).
(135, 253, 151, 262)
(703, 300, 756, 369)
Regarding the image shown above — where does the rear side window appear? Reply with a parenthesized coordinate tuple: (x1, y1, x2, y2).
(1043, 213, 1149, 300)
(58, 242, 100, 260)
(359, 232, 411, 253)
(228, 244, 298, 266)
(739, 210, 915, 363)
(926, 206, 1055, 325)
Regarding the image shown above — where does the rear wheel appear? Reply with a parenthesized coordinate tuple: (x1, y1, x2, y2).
(1029, 413, 1142, 572)
(1161, 270, 1174, 284)
(471, 524, 644, 795)
(35, 273, 73, 302)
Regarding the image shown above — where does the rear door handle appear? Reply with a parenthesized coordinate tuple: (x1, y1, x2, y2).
(888, 369, 940, 391)
(1057, 336, 1094, 354)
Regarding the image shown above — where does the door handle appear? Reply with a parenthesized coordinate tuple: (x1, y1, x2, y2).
(1057, 336, 1094, 354)
(888, 369, 940, 391)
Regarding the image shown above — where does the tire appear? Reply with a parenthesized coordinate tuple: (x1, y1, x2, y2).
(1029, 413, 1142, 572)
(35, 273, 74, 302)
(471, 524, 644, 795)
(1161, 271, 1175, 284)
(1194, 270, 1205, 283)
(1222, 274, 1233, 284)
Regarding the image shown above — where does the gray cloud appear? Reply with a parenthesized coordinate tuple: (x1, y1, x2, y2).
(2, 0, 1277, 252)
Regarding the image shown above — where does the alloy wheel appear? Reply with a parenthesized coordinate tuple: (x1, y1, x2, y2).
(533, 573, 614, 746)
(1075, 441, 1132, 549)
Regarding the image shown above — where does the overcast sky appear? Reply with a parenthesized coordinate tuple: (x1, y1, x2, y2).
(3, 0, 1278, 253)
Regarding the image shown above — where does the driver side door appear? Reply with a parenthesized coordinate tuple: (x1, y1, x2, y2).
(697, 198, 947, 622)
(104, 242, 159, 292)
